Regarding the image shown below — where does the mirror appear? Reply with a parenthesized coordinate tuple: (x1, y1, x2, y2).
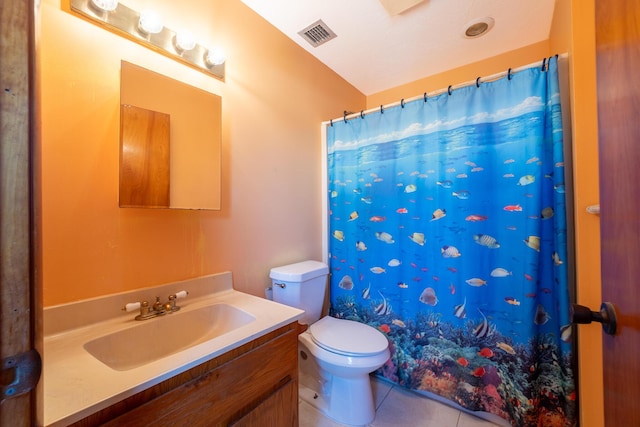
(119, 61, 222, 210)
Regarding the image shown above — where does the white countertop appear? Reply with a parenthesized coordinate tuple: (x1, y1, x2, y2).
(43, 272, 303, 426)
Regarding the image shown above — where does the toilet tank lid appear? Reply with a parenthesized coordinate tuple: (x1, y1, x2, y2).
(269, 260, 329, 282)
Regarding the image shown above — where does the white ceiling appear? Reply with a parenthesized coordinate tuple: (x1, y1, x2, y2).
(240, 0, 557, 95)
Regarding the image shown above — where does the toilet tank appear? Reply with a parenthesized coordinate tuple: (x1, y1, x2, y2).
(270, 260, 329, 325)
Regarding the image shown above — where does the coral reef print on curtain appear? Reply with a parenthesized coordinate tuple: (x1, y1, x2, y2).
(327, 57, 574, 427)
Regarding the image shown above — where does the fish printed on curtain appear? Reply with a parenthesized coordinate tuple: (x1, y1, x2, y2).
(327, 57, 575, 427)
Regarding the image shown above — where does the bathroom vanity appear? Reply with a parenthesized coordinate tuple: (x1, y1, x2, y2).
(73, 322, 298, 426)
(43, 273, 303, 426)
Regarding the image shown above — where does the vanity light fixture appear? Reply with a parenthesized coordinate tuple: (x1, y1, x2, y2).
(174, 30, 197, 52)
(205, 48, 226, 67)
(138, 9, 164, 35)
(69, 0, 225, 80)
(90, 0, 118, 12)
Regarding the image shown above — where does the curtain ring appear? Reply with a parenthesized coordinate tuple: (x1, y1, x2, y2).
(476, 77, 481, 88)
(330, 119, 333, 127)
(343, 110, 348, 123)
(448, 85, 453, 95)
(541, 57, 547, 71)
(360, 110, 365, 119)
(507, 68, 512, 80)
(401, 98, 405, 108)
(380, 105, 384, 114)
(424, 92, 428, 102)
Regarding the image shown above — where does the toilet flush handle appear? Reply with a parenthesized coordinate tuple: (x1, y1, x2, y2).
(274, 282, 286, 289)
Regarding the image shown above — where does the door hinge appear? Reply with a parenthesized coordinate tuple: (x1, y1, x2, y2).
(1, 349, 41, 402)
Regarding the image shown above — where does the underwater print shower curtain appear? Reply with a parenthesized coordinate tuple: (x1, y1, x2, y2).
(326, 57, 574, 427)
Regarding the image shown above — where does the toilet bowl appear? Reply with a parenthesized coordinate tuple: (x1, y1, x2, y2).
(270, 261, 390, 426)
(299, 316, 390, 425)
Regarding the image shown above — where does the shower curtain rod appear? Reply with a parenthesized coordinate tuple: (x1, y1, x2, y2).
(324, 52, 569, 125)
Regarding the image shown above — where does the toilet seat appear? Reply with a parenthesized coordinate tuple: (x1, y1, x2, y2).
(309, 316, 388, 357)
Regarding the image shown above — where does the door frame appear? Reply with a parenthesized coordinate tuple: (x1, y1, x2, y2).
(0, 0, 38, 425)
(567, 0, 605, 425)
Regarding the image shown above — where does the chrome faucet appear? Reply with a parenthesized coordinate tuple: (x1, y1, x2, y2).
(152, 296, 166, 313)
(123, 290, 189, 321)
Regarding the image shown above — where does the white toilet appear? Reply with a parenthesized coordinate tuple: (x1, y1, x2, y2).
(270, 260, 390, 426)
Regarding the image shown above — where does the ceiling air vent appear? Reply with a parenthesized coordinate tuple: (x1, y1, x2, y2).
(298, 19, 337, 48)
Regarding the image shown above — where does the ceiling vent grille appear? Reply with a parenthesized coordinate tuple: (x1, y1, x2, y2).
(298, 19, 337, 48)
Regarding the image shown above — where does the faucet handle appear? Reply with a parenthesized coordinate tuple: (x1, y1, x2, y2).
(173, 290, 188, 299)
(167, 290, 188, 312)
(123, 301, 152, 320)
(123, 302, 141, 312)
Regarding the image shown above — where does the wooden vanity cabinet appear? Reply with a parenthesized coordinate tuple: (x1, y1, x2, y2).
(71, 322, 299, 427)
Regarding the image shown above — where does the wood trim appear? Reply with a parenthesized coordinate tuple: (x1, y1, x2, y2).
(0, 0, 37, 425)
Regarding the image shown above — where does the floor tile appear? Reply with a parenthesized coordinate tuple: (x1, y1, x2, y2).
(299, 376, 504, 427)
(369, 386, 461, 427)
(371, 377, 393, 410)
(457, 411, 504, 427)
(299, 400, 345, 427)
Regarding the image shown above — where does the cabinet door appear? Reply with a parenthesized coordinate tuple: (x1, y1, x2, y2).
(98, 325, 298, 427)
(230, 379, 298, 427)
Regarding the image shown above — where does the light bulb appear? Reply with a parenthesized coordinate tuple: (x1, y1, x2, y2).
(175, 30, 196, 51)
(138, 10, 163, 35)
(90, 0, 118, 12)
(204, 48, 225, 67)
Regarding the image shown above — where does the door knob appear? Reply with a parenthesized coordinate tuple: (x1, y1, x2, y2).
(571, 302, 617, 335)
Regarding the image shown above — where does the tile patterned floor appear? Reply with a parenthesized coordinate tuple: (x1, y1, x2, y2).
(299, 377, 501, 427)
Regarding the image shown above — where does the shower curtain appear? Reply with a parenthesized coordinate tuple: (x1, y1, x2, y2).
(326, 56, 574, 426)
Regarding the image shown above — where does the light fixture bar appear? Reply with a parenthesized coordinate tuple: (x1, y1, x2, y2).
(69, 0, 225, 80)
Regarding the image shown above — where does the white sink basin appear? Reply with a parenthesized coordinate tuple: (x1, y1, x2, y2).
(83, 304, 255, 371)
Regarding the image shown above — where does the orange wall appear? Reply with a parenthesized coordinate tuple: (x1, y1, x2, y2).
(39, 0, 365, 306)
(366, 41, 550, 108)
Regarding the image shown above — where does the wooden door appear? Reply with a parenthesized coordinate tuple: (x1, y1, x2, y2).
(595, 0, 640, 425)
(119, 105, 171, 208)
(0, 0, 38, 425)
